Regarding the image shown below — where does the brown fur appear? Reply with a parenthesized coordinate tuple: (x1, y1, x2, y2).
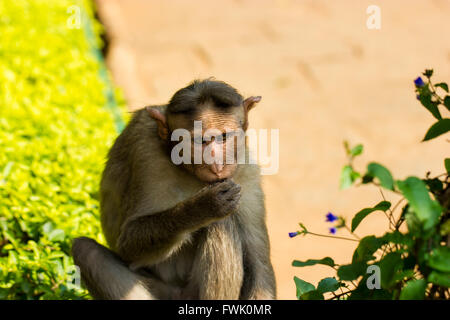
(72, 80, 276, 300)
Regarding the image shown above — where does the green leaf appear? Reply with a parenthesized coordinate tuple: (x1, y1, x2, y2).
(2, 162, 14, 179)
(47, 229, 65, 242)
(0, 288, 8, 299)
(399, 279, 426, 300)
(337, 262, 366, 281)
(423, 69, 433, 78)
(292, 257, 335, 268)
(379, 252, 403, 289)
(428, 271, 450, 287)
(21, 281, 32, 294)
(42, 222, 54, 236)
(294, 276, 315, 299)
(350, 144, 363, 157)
(444, 96, 450, 111)
(380, 231, 413, 247)
(317, 277, 340, 294)
(351, 201, 391, 232)
(300, 290, 324, 300)
(427, 246, 450, 273)
(424, 178, 443, 193)
(348, 280, 392, 300)
(352, 236, 385, 264)
(434, 82, 449, 92)
(440, 220, 450, 236)
(396, 177, 442, 230)
(445, 158, 450, 174)
(419, 94, 442, 120)
(340, 165, 359, 190)
(367, 162, 394, 191)
(423, 118, 450, 141)
(393, 269, 415, 283)
(405, 210, 422, 237)
(343, 140, 350, 155)
(361, 174, 374, 184)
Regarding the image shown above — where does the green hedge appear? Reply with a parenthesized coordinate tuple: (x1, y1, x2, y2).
(0, 0, 124, 299)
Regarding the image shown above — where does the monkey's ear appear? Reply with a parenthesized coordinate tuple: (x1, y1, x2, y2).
(242, 96, 261, 131)
(146, 107, 169, 140)
(243, 96, 261, 113)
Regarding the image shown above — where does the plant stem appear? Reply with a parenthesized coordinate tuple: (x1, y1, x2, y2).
(427, 79, 444, 104)
(305, 231, 359, 242)
(378, 188, 396, 229)
(344, 225, 360, 240)
(391, 197, 406, 215)
(327, 289, 354, 300)
(371, 182, 402, 195)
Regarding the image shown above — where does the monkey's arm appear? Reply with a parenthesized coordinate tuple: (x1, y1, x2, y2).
(116, 180, 240, 264)
(117, 203, 205, 264)
(239, 218, 277, 300)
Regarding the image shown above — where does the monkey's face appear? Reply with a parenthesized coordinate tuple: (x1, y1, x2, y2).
(147, 82, 261, 183)
(182, 109, 244, 183)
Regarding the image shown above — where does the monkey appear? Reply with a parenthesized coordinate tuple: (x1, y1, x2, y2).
(72, 79, 276, 300)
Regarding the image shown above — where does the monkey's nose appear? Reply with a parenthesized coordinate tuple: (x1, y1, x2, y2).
(211, 163, 224, 174)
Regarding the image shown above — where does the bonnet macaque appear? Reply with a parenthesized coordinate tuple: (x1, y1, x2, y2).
(72, 79, 276, 300)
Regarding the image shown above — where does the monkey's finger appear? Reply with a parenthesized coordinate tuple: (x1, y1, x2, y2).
(219, 183, 241, 198)
(223, 188, 241, 203)
(212, 179, 236, 193)
(226, 192, 241, 203)
(223, 195, 241, 213)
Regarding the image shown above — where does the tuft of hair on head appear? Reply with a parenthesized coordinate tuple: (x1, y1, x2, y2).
(168, 78, 244, 114)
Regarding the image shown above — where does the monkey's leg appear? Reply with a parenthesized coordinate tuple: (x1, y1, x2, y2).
(72, 237, 155, 300)
(239, 219, 276, 300)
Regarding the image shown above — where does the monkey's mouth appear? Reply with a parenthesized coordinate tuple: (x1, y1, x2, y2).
(192, 163, 237, 183)
(206, 173, 227, 183)
(202, 168, 229, 183)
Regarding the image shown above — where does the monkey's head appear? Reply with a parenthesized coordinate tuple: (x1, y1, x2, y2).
(147, 79, 261, 183)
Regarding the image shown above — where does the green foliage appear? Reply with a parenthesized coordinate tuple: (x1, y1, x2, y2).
(415, 69, 450, 139)
(0, 0, 124, 299)
(351, 201, 391, 232)
(399, 279, 426, 300)
(292, 257, 335, 268)
(340, 165, 360, 190)
(317, 277, 340, 294)
(292, 69, 450, 300)
(366, 163, 394, 191)
(423, 119, 450, 141)
(340, 142, 363, 189)
(397, 177, 441, 232)
(445, 159, 450, 174)
(294, 276, 315, 299)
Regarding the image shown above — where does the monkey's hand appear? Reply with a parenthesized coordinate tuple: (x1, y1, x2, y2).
(193, 179, 241, 220)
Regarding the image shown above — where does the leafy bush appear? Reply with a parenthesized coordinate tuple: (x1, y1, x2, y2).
(0, 0, 124, 299)
(290, 69, 450, 300)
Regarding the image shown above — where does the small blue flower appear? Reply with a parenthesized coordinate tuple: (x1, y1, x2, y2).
(329, 227, 337, 235)
(416, 94, 420, 100)
(414, 77, 425, 87)
(289, 232, 299, 238)
(326, 212, 338, 222)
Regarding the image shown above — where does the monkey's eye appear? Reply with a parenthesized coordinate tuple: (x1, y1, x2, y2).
(212, 133, 227, 144)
